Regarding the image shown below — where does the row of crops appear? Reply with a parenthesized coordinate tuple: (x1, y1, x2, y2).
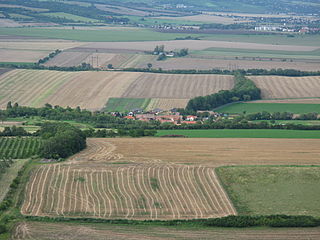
(0, 137, 42, 159)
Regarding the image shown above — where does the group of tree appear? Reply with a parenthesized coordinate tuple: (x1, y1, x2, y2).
(0, 126, 30, 137)
(38, 122, 86, 159)
(122, 67, 320, 77)
(186, 73, 261, 111)
(38, 49, 62, 65)
(245, 111, 319, 121)
(83, 128, 157, 138)
(2, 102, 320, 134)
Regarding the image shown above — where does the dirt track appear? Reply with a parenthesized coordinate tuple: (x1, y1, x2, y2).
(14, 221, 320, 240)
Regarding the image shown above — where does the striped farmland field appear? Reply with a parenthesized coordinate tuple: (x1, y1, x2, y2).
(249, 76, 320, 99)
(21, 164, 236, 220)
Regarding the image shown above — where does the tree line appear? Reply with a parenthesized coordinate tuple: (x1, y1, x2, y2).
(25, 214, 320, 228)
(38, 50, 62, 65)
(186, 73, 261, 111)
(246, 111, 319, 121)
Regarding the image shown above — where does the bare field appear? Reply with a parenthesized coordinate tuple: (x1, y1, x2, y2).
(0, 19, 21, 27)
(250, 76, 320, 99)
(0, 40, 84, 63)
(0, 40, 83, 51)
(74, 138, 320, 167)
(96, 4, 149, 16)
(13, 222, 320, 240)
(21, 163, 235, 220)
(0, 49, 49, 63)
(122, 74, 234, 99)
(82, 40, 318, 52)
(155, 14, 250, 24)
(150, 57, 320, 71)
(45, 51, 155, 68)
(44, 52, 91, 67)
(146, 98, 189, 111)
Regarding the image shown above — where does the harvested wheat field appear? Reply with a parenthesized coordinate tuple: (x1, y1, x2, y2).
(14, 222, 320, 240)
(122, 74, 233, 99)
(0, 49, 49, 63)
(0, 39, 83, 51)
(0, 69, 142, 110)
(71, 138, 320, 166)
(250, 76, 320, 99)
(21, 163, 235, 220)
(0, 39, 84, 63)
(146, 98, 190, 110)
(0, 69, 234, 110)
(45, 52, 119, 68)
(149, 57, 320, 71)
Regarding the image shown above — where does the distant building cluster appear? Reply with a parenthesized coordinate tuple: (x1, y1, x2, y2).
(254, 25, 320, 33)
(111, 109, 225, 126)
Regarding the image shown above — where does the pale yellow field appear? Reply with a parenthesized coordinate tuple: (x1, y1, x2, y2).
(155, 14, 250, 24)
(146, 98, 189, 110)
(0, 49, 49, 63)
(122, 73, 234, 99)
(0, 69, 141, 110)
(150, 57, 320, 71)
(0, 70, 234, 110)
(250, 76, 320, 99)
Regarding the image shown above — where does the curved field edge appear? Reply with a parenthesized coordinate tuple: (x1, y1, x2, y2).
(216, 166, 320, 216)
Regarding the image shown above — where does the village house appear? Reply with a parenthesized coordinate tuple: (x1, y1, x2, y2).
(186, 115, 197, 121)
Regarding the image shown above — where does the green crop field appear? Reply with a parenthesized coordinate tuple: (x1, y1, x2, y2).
(0, 27, 319, 45)
(216, 166, 320, 216)
(217, 103, 320, 114)
(104, 98, 150, 112)
(41, 12, 99, 22)
(0, 27, 201, 42)
(156, 129, 320, 138)
(0, 137, 41, 159)
(193, 47, 320, 60)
